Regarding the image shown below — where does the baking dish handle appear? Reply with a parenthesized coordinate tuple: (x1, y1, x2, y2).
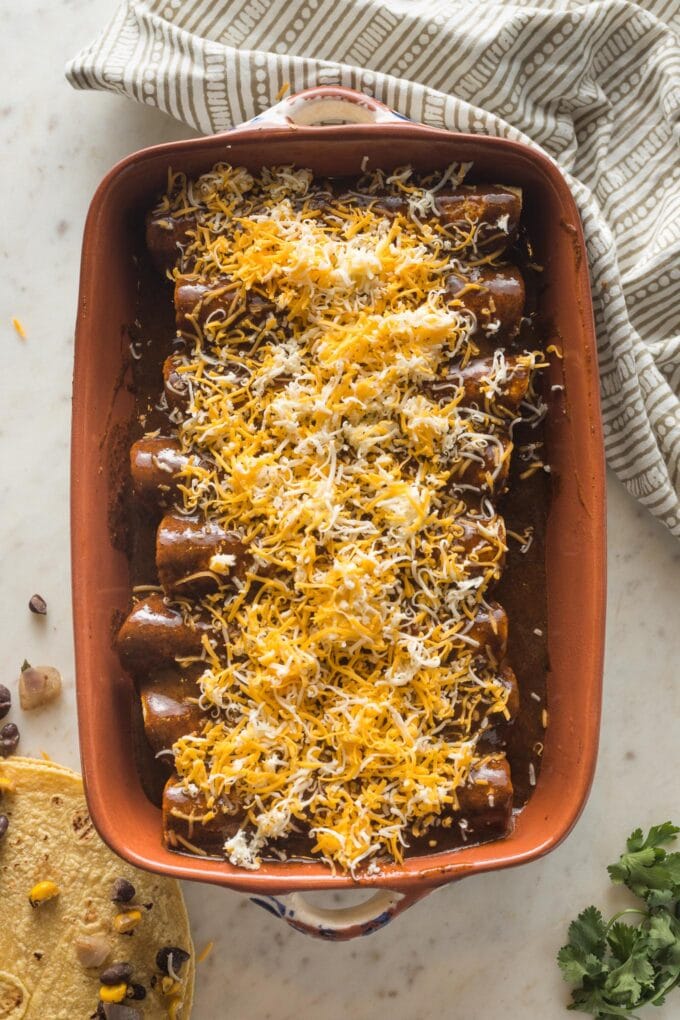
(237, 85, 407, 131)
(249, 886, 431, 940)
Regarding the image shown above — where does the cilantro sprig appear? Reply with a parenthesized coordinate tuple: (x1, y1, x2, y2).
(558, 823, 680, 1018)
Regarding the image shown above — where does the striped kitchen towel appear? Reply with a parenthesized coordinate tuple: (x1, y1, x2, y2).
(66, 0, 680, 537)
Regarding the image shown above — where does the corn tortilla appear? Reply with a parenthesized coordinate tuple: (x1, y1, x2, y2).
(0, 758, 194, 1019)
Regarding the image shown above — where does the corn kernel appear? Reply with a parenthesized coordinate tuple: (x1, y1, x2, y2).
(168, 997, 183, 1019)
(0, 777, 15, 794)
(29, 880, 60, 906)
(160, 976, 180, 997)
(99, 983, 128, 1003)
(112, 909, 142, 934)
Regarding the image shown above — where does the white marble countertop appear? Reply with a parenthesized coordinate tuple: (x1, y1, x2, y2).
(2, 2, 679, 1017)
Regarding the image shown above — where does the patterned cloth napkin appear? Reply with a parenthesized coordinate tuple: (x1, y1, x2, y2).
(67, 0, 680, 537)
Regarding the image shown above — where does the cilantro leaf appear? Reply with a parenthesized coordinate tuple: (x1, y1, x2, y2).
(629, 823, 680, 852)
(557, 944, 607, 984)
(558, 822, 680, 1019)
(626, 828, 646, 853)
(603, 948, 655, 1007)
(607, 823, 680, 903)
(607, 922, 637, 964)
(568, 984, 640, 1018)
(569, 906, 608, 958)
(558, 907, 608, 985)
(645, 913, 676, 954)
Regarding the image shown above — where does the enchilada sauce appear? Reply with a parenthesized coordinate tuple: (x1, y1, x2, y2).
(121, 169, 549, 866)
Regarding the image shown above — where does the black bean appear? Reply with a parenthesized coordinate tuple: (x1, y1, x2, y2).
(100, 962, 133, 985)
(0, 685, 10, 720)
(0, 815, 8, 840)
(0, 723, 19, 758)
(111, 878, 136, 903)
(156, 946, 190, 975)
(126, 984, 146, 1001)
(29, 594, 47, 615)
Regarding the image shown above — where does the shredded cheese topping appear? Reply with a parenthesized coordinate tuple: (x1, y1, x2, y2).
(149, 163, 543, 872)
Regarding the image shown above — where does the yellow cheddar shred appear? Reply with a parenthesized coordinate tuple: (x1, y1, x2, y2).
(12, 317, 26, 339)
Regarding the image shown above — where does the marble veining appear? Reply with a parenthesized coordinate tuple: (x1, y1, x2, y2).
(1, 1, 679, 1016)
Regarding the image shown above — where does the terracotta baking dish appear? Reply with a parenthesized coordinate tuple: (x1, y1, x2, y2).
(72, 86, 606, 939)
